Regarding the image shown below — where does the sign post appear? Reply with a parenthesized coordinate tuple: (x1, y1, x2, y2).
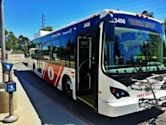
(0, 0, 6, 82)
(1, 61, 18, 123)
(3, 81, 18, 123)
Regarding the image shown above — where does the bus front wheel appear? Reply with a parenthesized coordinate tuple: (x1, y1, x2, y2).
(62, 76, 72, 97)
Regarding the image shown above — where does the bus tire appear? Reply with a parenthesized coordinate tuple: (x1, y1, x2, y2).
(62, 76, 72, 97)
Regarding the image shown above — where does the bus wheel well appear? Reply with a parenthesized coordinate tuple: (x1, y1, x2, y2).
(62, 75, 72, 97)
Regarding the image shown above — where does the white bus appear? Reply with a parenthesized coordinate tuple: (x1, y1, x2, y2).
(29, 10, 166, 117)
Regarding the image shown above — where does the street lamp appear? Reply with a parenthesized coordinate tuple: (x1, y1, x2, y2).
(0, 0, 7, 82)
(0, 1, 18, 123)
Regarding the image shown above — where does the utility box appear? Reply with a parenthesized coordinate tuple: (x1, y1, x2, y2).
(5, 81, 16, 93)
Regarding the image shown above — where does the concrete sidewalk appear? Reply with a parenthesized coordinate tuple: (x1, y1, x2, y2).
(0, 62, 41, 125)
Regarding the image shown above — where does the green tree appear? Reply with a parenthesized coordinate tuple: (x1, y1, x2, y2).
(5, 30, 19, 50)
(18, 35, 30, 54)
(28, 41, 35, 48)
(5, 29, 32, 53)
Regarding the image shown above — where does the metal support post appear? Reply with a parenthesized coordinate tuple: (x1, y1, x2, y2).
(9, 93, 14, 116)
(0, 0, 6, 82)
(3, 82, 18, 123)
(3, 92, 18, 123)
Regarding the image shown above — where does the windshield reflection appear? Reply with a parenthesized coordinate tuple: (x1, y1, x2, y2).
(103, 27, 166, 74)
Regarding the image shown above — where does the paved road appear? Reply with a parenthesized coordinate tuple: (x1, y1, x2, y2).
(14, 65, 165, 125)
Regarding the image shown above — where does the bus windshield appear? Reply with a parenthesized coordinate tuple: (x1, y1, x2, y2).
(103, 27, 166, 74)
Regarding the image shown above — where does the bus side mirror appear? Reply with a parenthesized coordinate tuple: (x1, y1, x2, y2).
(104, 19, 115, 42)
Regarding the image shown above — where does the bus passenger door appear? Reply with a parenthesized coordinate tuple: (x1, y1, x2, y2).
(77, 35, 97, 109)
(77, 36, 92, 93)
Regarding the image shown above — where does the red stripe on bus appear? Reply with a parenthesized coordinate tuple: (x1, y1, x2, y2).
(43, 63, 61, 85)
(55, 66, 64, 87)
(42, 63, 47, 78)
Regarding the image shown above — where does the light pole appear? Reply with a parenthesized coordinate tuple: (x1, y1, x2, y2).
(0, 0, 6, 82)
(0, 2, 18, 123)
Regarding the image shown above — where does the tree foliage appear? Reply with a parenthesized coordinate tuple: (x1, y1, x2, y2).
(5, 29, 35, 54)
(5, 30, 19, 50)
(18, 35, 30, 53)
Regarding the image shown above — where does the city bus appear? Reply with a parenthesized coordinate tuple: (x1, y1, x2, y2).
(29, 10, 166, 117)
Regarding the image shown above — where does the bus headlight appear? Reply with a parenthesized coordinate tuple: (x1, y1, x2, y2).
(110, 87, 130, 99)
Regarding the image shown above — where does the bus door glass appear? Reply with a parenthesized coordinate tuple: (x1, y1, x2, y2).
(77, 37, 92, 93)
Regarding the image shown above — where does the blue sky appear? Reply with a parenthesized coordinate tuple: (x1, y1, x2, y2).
(4, 0, 166, 39)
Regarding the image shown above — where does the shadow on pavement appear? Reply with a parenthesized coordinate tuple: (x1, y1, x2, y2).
(14, 70, 164, 125)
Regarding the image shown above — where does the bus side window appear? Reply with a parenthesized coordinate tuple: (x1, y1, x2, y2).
(52, 39, 60, 64)
(60, 35, 75, 68)
(42, 42, 51, 61)
(68, 39, 75, 68)
(36, 44, 42, 60)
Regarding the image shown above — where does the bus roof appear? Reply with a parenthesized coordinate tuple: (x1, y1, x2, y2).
(33, 9, 163, 40)
(107, 9, 162, 23)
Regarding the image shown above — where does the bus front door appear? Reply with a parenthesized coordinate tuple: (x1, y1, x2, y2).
(77, 36, 96, 109)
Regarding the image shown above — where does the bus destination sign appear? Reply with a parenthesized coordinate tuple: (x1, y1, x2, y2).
(128, 18, 156, 29)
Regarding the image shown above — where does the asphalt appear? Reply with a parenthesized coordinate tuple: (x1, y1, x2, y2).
(13, 64, 166, 125)
(14, 64, 89, 125)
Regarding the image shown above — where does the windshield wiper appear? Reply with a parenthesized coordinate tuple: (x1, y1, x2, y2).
(133, 56, 155, 72)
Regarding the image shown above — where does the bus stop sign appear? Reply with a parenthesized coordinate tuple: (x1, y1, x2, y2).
(1, 61, 13, 73)
(5, 82, 16, 93)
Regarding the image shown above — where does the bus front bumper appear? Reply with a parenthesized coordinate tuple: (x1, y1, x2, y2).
(98, 97, 166, 117)
(98, 98, 139, 117)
